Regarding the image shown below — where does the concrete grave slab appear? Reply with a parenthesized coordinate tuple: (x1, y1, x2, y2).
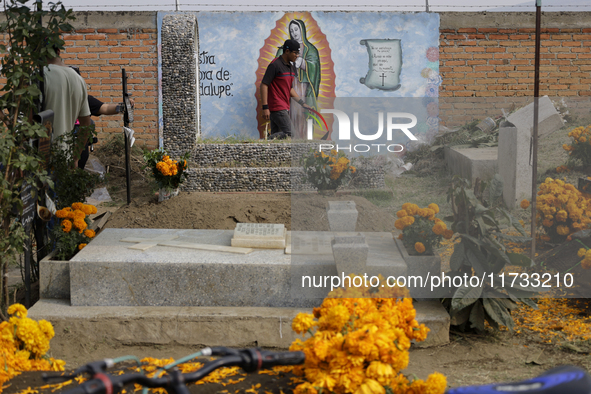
(69, 228, 406, 308)
(231, 223, 286, 249)
(444, 146, 498, 183)
(506, 96, 564, 138)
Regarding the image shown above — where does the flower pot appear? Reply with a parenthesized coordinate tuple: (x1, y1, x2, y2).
(158, 187, 180, 202)
(395, 238, 441, 299)
(39, 251, 70, 301)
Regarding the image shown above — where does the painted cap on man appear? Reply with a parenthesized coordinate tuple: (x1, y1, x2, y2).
(281, 39, 300, 52)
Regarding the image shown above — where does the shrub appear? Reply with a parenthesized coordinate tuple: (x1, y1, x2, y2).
(51, 202, 97, 260)
(395, 203, 453, 255)
(563, 125, 591, 167)
(143, 148, 190, 191)
(301, 149, 356, 191)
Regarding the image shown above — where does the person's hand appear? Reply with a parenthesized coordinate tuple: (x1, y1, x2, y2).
(263, 108, 270, 121)
(302, 103, 313, 112)
(295, 57, 303, 68)
(129, 98, 135, 108)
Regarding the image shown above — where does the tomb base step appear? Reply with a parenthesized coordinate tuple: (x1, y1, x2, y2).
(444, 146, 498, 183)
(29, 299, 449, 351)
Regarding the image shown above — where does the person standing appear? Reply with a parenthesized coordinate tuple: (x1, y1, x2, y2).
(43, 45, 92, 166)
(260, 39, 311, 139)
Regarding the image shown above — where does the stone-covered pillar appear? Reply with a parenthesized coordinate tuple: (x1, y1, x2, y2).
(161, 13, 200, 156)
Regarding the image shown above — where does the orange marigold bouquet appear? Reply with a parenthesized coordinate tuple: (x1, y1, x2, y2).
(395, 203, 453, 255)
(143, 148, 190, 191)
(290, 276, 446, 394)
(563, 124, 591, 167)
(52, 202, 97, 260)
(0, 304, 65, 391)
(302, 148, 356, 192)
(525, 177, 591, 243)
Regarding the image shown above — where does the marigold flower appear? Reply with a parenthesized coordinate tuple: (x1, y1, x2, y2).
(61, 219, 72, 233)
(415, 242, 426, 254)
(578, 248, 588, 258)
(395, 219, 406, 230)
(78, 243, 87, 250)
(292, 313, 316, 334)
(71, 202, 84, 211)
(443, 229, 454, 239)
(432, 222, 447, 235)
(396, 210, 407, 218)
(425, 372, 447, 394)
(55, 209, 67, 219)
(520, 199, 530, 209)
(73, 218, 87, 232)
(84, 229, 96, 238)
(7, 304, 27, 318)
(428, 203, 439, 214)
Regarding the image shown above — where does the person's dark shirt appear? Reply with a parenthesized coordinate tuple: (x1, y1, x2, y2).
(88, 95, 103, 117)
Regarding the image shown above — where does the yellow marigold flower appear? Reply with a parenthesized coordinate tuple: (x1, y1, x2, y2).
(428, 203, 439, 214)
(81, 204, 94, 215)
(394, 219, 406, 230)
(520, 199, 530, 209)
(396, 210, 407, 218)
(581, 136, 587, 143)
(556, 210, 568, 222)
(55, 209, 67, 219)
(61, 219, 72, 233)
(542, 219, 553, 228)
(84, 229, 96, 238)
(292, 313, 316, 334)
(73, 209, 86, 220)
(354, 379, 385, 394)
(432, 222, 447, 235)
(403, 216, 415, 226)
(71, 202, 84, 210)
(163, 155, 170, 161)
(7, 304, 27, 318)
(582, 259, 591, 270)
(351, 166, 356, 174)
(330, 149, 337, 156)
(79, 243, 87, 250)
(425, 372, 447, 394)
(294, 382, 318, 394)
(443, 229, 454, 240)
(366, 362, 394, 386)
(556, 225, 570, 236)
(578, 248, 588, 258)
(415, 242, 426, 254)
(73, 218, 87, 232)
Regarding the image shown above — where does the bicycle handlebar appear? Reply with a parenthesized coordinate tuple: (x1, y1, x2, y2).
(49, 347, 305, 394)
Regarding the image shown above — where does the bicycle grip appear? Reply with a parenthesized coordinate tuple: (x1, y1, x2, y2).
(61, 378, 107, 394)
(259, 350, 305, 368)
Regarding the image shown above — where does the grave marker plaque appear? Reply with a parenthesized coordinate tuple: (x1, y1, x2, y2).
(231, 223, 286, 249)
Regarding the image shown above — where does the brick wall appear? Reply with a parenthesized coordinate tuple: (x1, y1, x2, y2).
(439, 27, 591, 98)
(61, 27, 159, 149)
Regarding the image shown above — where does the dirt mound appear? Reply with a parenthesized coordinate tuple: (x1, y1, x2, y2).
(104, 192, 397, 232)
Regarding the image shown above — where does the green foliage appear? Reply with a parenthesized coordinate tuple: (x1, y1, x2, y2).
(143, 148, 190, 191)
(442, 175, 539, 332)
(0, 0, 74, 315)
(564, 125, 591, 167)
(301, 148, 356, 191)
(50, 132, 100, 209)
(402, 216, 443, 256)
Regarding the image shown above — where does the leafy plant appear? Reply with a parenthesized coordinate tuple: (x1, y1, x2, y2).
(442, 175, 538, 332)
(0, 0, 74, 317)
(50, 132, 100, 209)
(301, 148, 356, 191)
(143, 148, 190, 191)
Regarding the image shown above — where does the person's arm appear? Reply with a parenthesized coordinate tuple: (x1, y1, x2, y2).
(98, 98, 135, 116)
(260, 83, 270, 121)
(290, 88, 312, 111)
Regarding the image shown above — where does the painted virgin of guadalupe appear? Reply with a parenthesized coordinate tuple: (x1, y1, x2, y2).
(276, 19, 321, 139)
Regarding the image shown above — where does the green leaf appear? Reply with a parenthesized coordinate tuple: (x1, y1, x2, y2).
(518, 297, 538, 309)
(506, 252, 534, 268)
(449, 241, 465, 271)
(492, 232, 532, 243)
(469, 301, 485, 331)
(451, 284, 483, 313)
(464, 244, 486, 276)
(483, 297, 515, 331)
(488, 174, 504, 204)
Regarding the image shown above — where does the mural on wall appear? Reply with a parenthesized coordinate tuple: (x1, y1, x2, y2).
(157, 11, 440, 141)
(255, 12, 336, 140)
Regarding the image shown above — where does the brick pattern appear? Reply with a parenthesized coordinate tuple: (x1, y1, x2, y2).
(440, 28, 591, 98)
(58, 28, 158, 149)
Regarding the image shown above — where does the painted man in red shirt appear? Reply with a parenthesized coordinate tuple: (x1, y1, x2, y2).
(260, 39, 311, 139)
